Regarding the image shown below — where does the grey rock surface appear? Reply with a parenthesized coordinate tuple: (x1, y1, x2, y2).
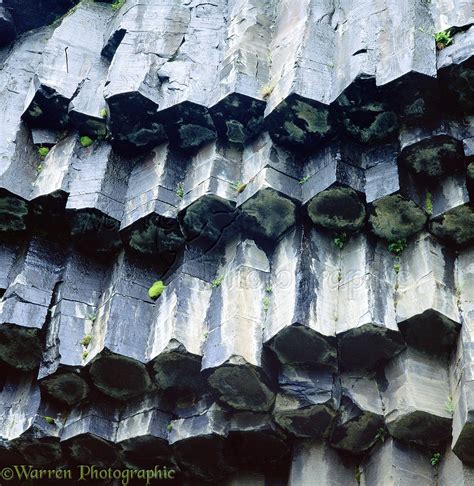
(0, 0, 473, 482)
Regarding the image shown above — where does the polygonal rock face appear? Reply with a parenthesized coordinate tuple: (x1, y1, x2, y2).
(307, 186, 366, 232)
(329, 374, 384, 454)
(106, 93, 167, 153)
(369, 194, 428, 240)
(430, 205, 474, 246)
(89, 354, 153, 401)
(0, 191, 29, 232)
(64, 435, 119, 467)
(337, 324, 405, 371)
(40, 372, 90, 406)
(14, 439, 62, 466)
(382, 349, 452, 447)
(2, 0, 474, 478)
(267, 325, 337, 370)
(0, 325, 42, 371)
(120, 435, 173, 469)
(272, 368, 339, 439)
(179, 195, 237, 249)
(360, 438, 436, 485)
(398, 309, 461, 355)
(153, 352, 206, 401)
(124, 214, 184, 258)
(210, 94, 265, 145)
(266, 96, 332, 149)
(438, 27, 474, 114)
(399, 135, 465, 179)
(161, 103, 217, 151)
(343, 104, 399, 144)
(288, 441, 357, 486)
(208, 363, 275, 412)
(69, 209, 122, 254)
(240, 188, 296, 241)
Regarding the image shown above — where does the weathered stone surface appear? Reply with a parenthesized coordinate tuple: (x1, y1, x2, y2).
(431, 205, 474, 247)
(121, 145, 185, 260)
(369, 194, 428, 241)
(360, 438, 436, 485)
(38, 250, 107, 406)
(224, 411, 289, 472)
(22, 3, 111, 129)
(85, 251, 159, 400)
(329, 372, 384, 454)
(148, 248, 214, 404)
(116, 392, 173, 469)
(61, 401, 120, 466)
(336, 234, 405, 370)
(203, 239, 276, 412)
(178, 141, 240, 250)
(288, 440, 357, 486)
(169, 402, 231, 481)
(439, 449, 474, 486)
(264, 228, 338, 370)
(273, 367, 340, 439)
(396, 233, 461, 355)
(381, 348, 452, 447)
(0, 237, 63, 371)
(303, 144, 366, 233)
(209, 0, 273, 145)
(438, 26, 474, 115)
(0, 374, 62, 466)
(1, 0, 473, 479)
(451, 247, 474, 465)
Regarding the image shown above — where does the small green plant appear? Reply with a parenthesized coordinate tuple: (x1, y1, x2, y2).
(176, 182, 184, 199)
(375, 427, 387, 443)
(265, 286, 273, 294)
(82, 351, 89, 360)
(88, 313, 97, 323)
(80, 135, 94, 148)
(100, 108, 108, 118)
(263, 296, 270, 313)
(334, 233, 347, 250)
(203, 331, 209, 339)
(233, 181, 247, 194)
(36, 164, 43, 173)
(299, 175, 310, 185)
(337, 270, 342, 283)
(434, 30, 454, 50)
(445, 395, 455, 415)
(355, 466, 362, 485)
(111, 0, 126, 11)
(167, 423, 173, 432)
(148, 281, 166, 300)
(431, 452, 442, 467)
(211, 276, 224, 288)
(388, 239, 407, 256)
(80, 335, 92, 347)
(393, 262, 401, 274)
(43, 416, 55, 425)
(38, 146, 50, 159)
(261, 83, 275, 99)
(425, 192, 433, 214)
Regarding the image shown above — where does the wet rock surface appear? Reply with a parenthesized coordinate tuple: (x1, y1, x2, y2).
(0, 0, 473, 482)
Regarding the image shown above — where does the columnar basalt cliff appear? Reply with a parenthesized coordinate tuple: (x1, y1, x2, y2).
(0, 0, 473, 484)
